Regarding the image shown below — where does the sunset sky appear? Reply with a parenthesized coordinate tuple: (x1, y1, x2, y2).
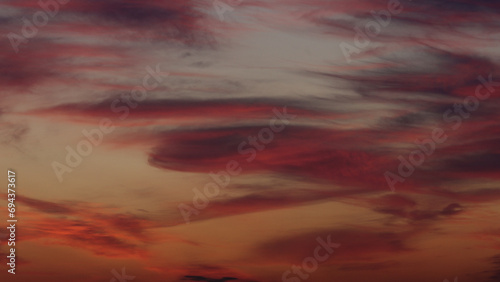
(1, 0, 500, 281)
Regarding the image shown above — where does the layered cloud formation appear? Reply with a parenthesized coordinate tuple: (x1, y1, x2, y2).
(1, 0, 500, 281)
